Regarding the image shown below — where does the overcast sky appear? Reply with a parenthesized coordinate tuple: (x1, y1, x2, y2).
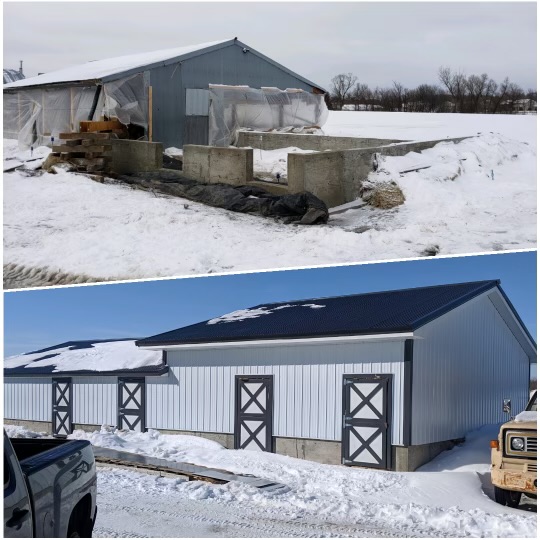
(3, 2, 537, 90)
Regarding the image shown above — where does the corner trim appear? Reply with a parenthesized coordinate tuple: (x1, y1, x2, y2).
(402, 339, 414, 447)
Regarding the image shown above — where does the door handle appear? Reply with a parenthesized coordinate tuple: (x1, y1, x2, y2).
(6, 508, 30, 530)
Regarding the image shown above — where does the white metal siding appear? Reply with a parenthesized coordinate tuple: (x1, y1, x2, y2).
(412, 293, 530, 445)
(4, 377, 52, 422)
(72, 377, 117, 426)
(147, 340, 406, 445)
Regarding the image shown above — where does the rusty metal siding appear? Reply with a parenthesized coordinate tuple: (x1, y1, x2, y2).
(4, 377, 52, 422)
(149, 42, 317, 148)
(411, 292, 531, 445)
(146, 339, 407, 445)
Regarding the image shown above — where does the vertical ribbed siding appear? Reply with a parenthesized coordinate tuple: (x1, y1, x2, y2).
(146, 339, 406, 445)
(72, 377, 117, 426)
(412, 293, 530, 445)
(4, 377, 52, 421)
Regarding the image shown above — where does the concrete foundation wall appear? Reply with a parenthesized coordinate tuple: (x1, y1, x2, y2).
(183, 145, 254, 185)
(392, 439, 463, 471)
(5, 418, 52, 433)
(110, 139, 163, 174)
(289, 137, 471, 207)
(237, 131, 406, 152)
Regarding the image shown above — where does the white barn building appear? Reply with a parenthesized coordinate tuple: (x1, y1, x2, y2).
(4, 280, 536, 471)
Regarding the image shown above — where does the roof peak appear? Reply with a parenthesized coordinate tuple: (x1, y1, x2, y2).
(252, 279, 500, 308)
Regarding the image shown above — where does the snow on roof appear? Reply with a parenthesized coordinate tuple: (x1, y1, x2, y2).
(207, 303, 325, 325)
(4, 39, 231, 89)
(4, 340, 163, 373)
(514, 410, 537, 423)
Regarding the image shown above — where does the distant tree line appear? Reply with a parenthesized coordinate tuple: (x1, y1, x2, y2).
(329, 68, 537, 114)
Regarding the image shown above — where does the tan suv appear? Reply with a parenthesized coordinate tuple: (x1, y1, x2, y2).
(491, 391, 537, 507)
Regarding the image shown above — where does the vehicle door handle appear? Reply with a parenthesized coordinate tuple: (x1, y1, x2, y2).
(6, 508, 29, 530)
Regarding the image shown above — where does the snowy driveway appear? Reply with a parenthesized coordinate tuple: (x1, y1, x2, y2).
(95, 467, 408, 538)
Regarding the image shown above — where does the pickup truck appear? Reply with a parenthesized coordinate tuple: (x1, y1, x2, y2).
(4, 431, 97, 537)
(491, 391, 537, 507)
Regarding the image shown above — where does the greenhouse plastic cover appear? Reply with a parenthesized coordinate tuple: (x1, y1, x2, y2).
(4, 73, 148, 149)
(209, 85, 328, 147)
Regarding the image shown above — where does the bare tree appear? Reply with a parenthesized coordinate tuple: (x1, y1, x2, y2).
(392, 81, 407, 111)
(438, 66, 466, 112)
(466, 73, 489, 113)
(330, 73, 358, 110)
(351, 83, 372, 110)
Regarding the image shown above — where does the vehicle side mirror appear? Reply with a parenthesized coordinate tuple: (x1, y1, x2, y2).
(503, 399, 512, 414)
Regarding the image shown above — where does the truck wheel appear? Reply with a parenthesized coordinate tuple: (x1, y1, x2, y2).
(494, 486, 521, 508)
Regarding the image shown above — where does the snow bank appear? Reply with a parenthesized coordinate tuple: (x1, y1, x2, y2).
(4, 340, 162, 372)
(4, 424, 50, 439)
(515, 410, 537, 423)
(207, 303, 325, 324)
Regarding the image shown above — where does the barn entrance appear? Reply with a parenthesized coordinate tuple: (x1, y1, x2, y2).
(52, 377, 72, 437)
(117, 378, 146, 432)
(234, 375, 273, 452)
(342, 374, 392, 469)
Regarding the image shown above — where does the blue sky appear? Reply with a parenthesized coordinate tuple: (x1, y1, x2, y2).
(4, 251, 536, 361)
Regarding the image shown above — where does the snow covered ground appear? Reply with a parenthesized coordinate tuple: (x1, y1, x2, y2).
(5, 423, 535, 537)
(322, 111, 536, 144)
(3, 112, 536, 282)
(252, 146, 315, 181)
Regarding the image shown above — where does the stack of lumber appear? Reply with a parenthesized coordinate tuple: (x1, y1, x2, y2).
(51, 132, 113, 173)
(79, 119, 127, 136)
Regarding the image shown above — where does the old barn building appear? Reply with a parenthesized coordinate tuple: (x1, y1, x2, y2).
(4, 281, 536, 471)
(3, 38, 326, 149)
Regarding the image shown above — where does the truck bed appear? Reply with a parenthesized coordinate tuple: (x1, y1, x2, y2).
(10, 437, 73, 461)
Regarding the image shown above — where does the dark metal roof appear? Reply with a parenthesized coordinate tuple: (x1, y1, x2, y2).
(137, 280, 504, 347)
(4, 338, 168, 377)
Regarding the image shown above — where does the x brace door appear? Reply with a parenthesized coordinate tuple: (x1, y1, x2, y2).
(234, 375, 273, 452)
(118, 378, 146, 432)
(342, 374, 392, 469)
(52, 378, 72, 437)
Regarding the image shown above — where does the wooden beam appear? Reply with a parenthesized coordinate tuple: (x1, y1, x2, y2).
(148, 86, 153, 142)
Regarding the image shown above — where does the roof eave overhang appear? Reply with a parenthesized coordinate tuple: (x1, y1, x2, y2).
(3, 366, 170, 378)
(137, 331, 415, 351)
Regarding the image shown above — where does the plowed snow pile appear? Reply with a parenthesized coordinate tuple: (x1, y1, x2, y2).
(3, 112, 536, 280)
(5, 423, 535, 537)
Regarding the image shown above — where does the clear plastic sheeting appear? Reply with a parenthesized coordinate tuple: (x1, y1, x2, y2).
(4, 73, 148, 149)
(103, 73, 148, 129)
(209, 85, 328, 147)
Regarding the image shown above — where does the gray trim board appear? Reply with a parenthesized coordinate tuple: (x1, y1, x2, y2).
(402, 339, 413, 447)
